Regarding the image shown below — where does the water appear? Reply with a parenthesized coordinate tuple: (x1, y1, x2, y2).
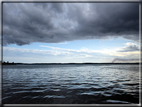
(2, 64, 140, 104)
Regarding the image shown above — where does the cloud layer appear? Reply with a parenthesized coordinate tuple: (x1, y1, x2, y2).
(3, 3, 139, 46)
(117, 42, 140, 52)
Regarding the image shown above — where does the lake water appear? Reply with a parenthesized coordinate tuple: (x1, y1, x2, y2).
(2, 64, 140, 104)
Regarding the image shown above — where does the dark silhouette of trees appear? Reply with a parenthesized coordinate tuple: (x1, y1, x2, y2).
(2, 61, 15, 65)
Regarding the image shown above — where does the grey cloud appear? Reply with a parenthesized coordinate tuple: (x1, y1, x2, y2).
(72, 3, 139, 39)
(50, 3, 64, 13)
(112, 58, 139, 63)
(3, 3, 139, 46)
(118, 43, 139, 52)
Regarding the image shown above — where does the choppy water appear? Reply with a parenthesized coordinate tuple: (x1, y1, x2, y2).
(2, 64, 140, 104)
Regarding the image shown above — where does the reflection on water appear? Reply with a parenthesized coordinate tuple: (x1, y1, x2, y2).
(2, 64, 140, 104)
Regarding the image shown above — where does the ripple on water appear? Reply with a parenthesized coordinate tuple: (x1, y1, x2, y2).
(43, 95, 65, 99)
(52, 89, 61, 91)
(79, 91, 104, 97)
(2, 96, 11, 100)
(116, 79, 131, 82)
(13, 90, 30, 94)
(123, 83, 139, 86)
(31, 90, 45, 93)
(103, 91, 113, 97)
(32, 96, 40, 99)
(105, 100, 130, 104)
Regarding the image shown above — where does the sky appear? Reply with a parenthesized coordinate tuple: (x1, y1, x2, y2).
(2, 2, 140, 63)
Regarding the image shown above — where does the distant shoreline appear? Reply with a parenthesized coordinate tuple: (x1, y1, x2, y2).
(2, 62, 140, 65)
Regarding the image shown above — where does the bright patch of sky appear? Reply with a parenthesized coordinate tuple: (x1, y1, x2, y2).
(3, 37, 140, 63)
(4, 37, 137, 50)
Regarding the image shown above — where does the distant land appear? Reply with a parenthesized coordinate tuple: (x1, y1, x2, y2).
(2, 62, 140, 65)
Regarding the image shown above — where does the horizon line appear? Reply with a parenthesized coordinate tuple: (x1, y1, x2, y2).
(2, 62, 140, 65)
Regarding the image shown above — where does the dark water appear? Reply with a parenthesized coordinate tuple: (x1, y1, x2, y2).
(2, 64, 140, 104)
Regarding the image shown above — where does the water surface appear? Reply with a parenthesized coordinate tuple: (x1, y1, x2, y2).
(2, 64, 140, 104)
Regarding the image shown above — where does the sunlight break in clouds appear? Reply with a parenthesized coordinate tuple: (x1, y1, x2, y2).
(40, 45, 112, 54)
(40, 43, 140, 58)
(3, 42, 140, 63)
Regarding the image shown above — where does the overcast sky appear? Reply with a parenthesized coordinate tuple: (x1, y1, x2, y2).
(3, 2, 140, 63)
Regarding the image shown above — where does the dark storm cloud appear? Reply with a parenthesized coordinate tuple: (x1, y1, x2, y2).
(71, 3, 139, 39)
(3, 3, 139, 46)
